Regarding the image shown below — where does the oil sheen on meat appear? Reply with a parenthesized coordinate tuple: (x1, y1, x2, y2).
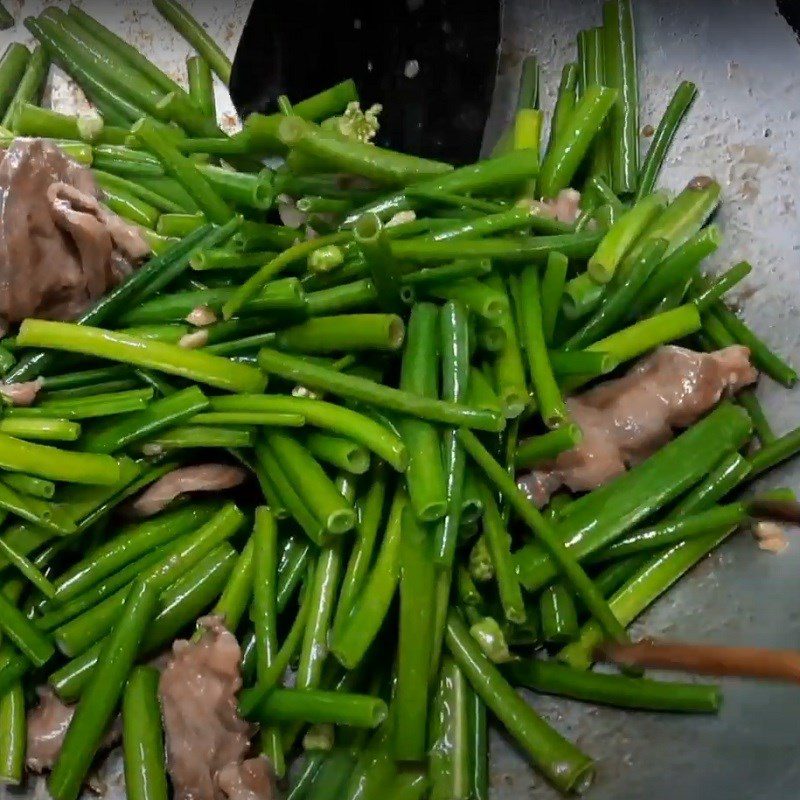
(159, 617, 273, 800)
(26, 687, 121, 774)
(518, 346, 758, 506)
(25, 688, 75, 773)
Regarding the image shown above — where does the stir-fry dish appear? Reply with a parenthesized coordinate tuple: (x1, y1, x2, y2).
(0, 1, 797, 798)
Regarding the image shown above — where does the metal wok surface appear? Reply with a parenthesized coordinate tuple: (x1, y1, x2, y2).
(490, 2, 800, 797)
(1, 1, 800, 798)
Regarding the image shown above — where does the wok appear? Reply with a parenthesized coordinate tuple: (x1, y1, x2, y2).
(488, 3, 800, 797)
(231, 4, 800, 794)
(1, 1, 798, 798)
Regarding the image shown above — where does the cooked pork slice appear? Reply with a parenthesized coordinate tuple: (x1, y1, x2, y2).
(0, 378, 43, 406)
(26, 688, 74, 773)
(526, 189, 582, 225)
(216, 759, 274, 800)
(159, 617, 272, 800)
(519, 346, 758, 506)
(754, 521, 789, 554)
(129, 465, 248, 517)
(26, 687, 121, 774)
(0, 139, 148, 325)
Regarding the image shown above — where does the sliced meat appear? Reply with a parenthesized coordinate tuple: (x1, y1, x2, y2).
(754, 521, 789, 554)
(519, 346, 758, 506)
(0, 378, 43, 406)
(129, 464, 247, 517)
(0, 138, 149, 326)
(526, 189, 582, 225)
(159, 617, 272, 800)
(48, 181, 149, 266)
(26, 688, 74, 773)
(549, 188, 582, 224)
(26, 687, 121, 774)
(216, 759, 274, 800)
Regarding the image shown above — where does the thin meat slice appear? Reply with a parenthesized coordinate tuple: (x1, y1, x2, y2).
(0, 378, 43, 406)
(0, 139, 149, 326)
(48, 182, 150, 283)
(159, 617, 273, 800)
(549, 188, 582, 224)
(753, 521, 789, 554)
(26, 688, 74, 773)
(129, 464, 247, 517)
(26, 687, 121, 774)
(216, 759, 274, 800)
(519, 346, 758, 506)
(526, 189, 582, 225)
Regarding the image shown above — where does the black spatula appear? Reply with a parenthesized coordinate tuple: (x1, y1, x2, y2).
(229, 0, 501, 164)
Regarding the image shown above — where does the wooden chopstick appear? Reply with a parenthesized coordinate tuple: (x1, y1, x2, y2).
(747, 498, 800, 523)
(595, 639, 800, 684)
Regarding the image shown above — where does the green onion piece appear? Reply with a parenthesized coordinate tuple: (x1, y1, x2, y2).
(603, 0, 639, 194)
(0, 44, 31, 122)
(538, 85, 618, 198)
(265, 430, 355, 534)
(279, 115, 452, 186)
(519, 266, 566, 427)
(187, 54, 215, 118)
(0, 431, 120, 485)
(330, 490, 404, 668)
(132, 117, 231, 224)
(153, 0, 232, 82)
(515, 403, 752, 591)
(445, 611, 594, 794)
(479, 483, 525, 624)
(0, 676, 24, 785)
(48, 580, 159, 800)
(433, 300, 470, 566)
(122, 666, 169, 800)
(539, 585, 579, 644)
(16, 320, 265, 394)
(505, 659, 720, 713)
(257, 348, 503, 432)
(546, 62, 579, 155)
(248, 688, 387, 729)
(515, 425, 582, 469)
(0, 535, 56, 598)
(400, 303, 448, 521)
(588, 190, 667, 283)
(458, 430, 629, 644)
(637, 81, 697, 199)
(393, 505, 436, 760)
